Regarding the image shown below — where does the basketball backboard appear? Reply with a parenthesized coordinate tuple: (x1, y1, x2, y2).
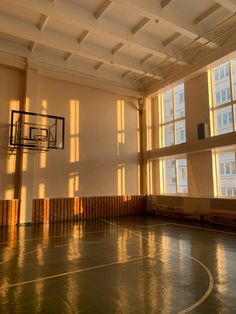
(10, 110, 65, 151)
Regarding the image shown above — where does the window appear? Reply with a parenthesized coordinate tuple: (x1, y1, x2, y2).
(160, 83, 186, 147)
(210, 59, 236, 135)
(214, 151, 236, 197)
(161, 158, 188, 194)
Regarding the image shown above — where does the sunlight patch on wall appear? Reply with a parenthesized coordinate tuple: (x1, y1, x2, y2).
(117, 163, 125, 195)
(207, 70, 214, 137)
(147, 160, 153, 195)
(136, 111, 140, 153)
(68, 172, 79, 197)
(38, 183, 45, 198)
(137, 164, 141, 195)
(158, 94, 162, 148)
(211, 152, 218, 197)
(159, 159, 164, 194)
(70, 100, 80, 163)
(40, 100, 48, 169)
(7, 100, 20, 174)
(21, 98, 30, 172)
(4, 189, 14, 200)
(20, 186, 27, 223)
(146, 98, 152, 151)
(117, 100, 125, 155)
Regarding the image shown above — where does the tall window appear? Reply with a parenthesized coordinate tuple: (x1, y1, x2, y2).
(161, 158, 188, 194)
(160, 83, 186, 147)
(214, 151, 236, 197)
(210, 59, 236, 135)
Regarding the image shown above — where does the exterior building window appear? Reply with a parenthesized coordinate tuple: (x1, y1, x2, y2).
(161, 158, 188, 194)
(159, 83, 186, 147)
(215, 151, 236, 197)
(210, 59, 236, 135)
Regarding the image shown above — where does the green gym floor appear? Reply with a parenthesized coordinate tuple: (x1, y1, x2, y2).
(0, 216, 236, 313)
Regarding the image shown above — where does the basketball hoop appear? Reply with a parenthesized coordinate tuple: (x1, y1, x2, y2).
(34, 135, 49, 151)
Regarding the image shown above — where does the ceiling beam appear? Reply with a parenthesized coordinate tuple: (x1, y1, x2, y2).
(77, 30, 90, 44)
(131, 17, 150, 34)
(140, 54, 153, 64)
(163, 32, 181, 46)
(215, 0, 236, 12)
(4, 0, 179, 63)
(38, 14, 49, 31)
(0, 38, 141, 93)
(94, 0, 112, 20)
(194, 4, 221, 24)
(29, 41, 37, 52)
(161, 0, 172, 8)
(111, 43, 124, 55)
(110, 0, 218, 46)
(122, 70, 131, 78)
(0, 12, 163, 79)
(64, 52, 72, 61)
(94, 61, 104, 70)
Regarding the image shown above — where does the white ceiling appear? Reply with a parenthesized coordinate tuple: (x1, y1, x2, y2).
(0, 0, 235, 95)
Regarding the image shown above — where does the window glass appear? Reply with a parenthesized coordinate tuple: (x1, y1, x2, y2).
(163, 123, 174, 147)
(176, 159, 188, 193)
(214, 106, 233, 135)
(175, 120, 186, 144)
(174, 83, 185, 119)
(213, 63, 231, 106)
(160, 83, 186, 147)
(217, 152, 236, 197)
(163, 89, 173, 122)
(163, 158, 188, 194)
(164, 159, 176, 194)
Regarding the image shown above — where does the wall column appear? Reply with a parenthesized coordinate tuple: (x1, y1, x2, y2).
(19, 64, 38, 224)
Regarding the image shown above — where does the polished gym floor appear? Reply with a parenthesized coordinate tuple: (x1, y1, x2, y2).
(0, 216, 236, 313)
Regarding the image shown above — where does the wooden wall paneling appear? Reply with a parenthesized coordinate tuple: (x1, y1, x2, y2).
(3, 201, 7, 226)
(49, 199, 53, 223)
(0, 202, 2, 226)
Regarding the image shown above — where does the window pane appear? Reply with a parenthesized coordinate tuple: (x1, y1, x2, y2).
(232, 59, 236, 100)
(213, 63, 231, 106)
(215, 106, 233, 135)
(164, 159, 176, 193)
(175, 120, 186, 144)
(217, 152, 236, 197)
(163, 123, 174, 147)
(176, 159, 188, 193)
(163, 89, 173, 122)
(174, 83, 185, 119)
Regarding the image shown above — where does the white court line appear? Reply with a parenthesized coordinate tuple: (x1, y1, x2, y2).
(124, 222, 173, 229)
(7, 255, 149, 288)
(100, 218, 214, 314)
(171, 223, 236, 236)
(0, 229, 111, 246)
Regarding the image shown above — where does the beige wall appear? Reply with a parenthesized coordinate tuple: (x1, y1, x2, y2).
(17, 73, 139, 222)
(0, 66, 24, 200)
(34, 75, 139, 198)
(0, 66, 140, 223)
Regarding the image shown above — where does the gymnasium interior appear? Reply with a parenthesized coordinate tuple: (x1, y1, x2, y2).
(0, 0, 236, 313)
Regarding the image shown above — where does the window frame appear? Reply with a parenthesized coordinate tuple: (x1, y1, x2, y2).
(210, 59, 236, 136)
(159, 83, 186, 148)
